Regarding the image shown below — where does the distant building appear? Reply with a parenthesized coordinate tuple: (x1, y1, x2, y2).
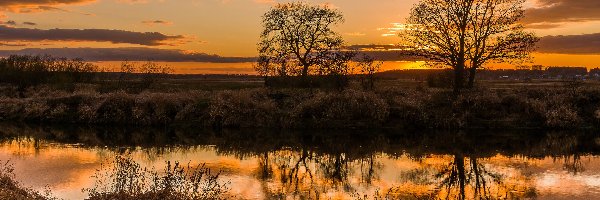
(546, 67, 587, 79)
(531, 65, 544, 71)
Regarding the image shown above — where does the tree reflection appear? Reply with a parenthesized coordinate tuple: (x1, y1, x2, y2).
(1, 123, 599, 199)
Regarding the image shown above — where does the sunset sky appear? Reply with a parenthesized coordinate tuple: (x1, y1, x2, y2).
(1, 0, 600, 70)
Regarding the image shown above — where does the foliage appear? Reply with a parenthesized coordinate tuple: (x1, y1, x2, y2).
(208, 89, 278, 127)
(84, 156, 231, 200)
(290, 90, 389, 128)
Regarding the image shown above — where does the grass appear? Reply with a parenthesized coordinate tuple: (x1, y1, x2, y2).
(0, 156, 230, 200)
(1, 55, 599, 129)
(84, 156, 231, 200)
(2, 78, 600, 129)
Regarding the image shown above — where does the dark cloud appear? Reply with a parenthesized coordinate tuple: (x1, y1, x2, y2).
(538, 33, 600, 54)
(142, 20, 173, 26)
(345, 44, 420, 61)
(0, 47, 256, 63)
(23, 22, 37, 26)
(524, 0, 600, 27)
(3, 20, 17, 26)
(0, 25, 185, 46)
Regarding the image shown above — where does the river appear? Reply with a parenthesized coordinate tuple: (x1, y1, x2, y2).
(0, 123, 599, 199)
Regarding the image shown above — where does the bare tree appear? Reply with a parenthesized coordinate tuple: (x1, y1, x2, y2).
(357, 54, 383, 90)
(404, 0, 537, 92)
(258, 2, 344, 78)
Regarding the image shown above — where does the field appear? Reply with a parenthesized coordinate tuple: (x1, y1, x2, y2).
(1, 72, 599, 130)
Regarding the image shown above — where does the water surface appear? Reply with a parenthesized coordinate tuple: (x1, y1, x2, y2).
(1, 124, 599, 199)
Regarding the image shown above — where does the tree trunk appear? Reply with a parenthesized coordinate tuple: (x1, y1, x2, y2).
(467, 66, 477, 89)
(454, 63, 465, 94)
(455, 154, 466, 200)
(301, 64, 310, 77)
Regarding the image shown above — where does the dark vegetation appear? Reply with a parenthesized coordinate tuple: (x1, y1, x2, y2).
(1, 55, 600, 129)
(2, 73, 600, 129)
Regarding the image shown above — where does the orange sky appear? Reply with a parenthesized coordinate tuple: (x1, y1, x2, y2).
(1, 0, 600, 71)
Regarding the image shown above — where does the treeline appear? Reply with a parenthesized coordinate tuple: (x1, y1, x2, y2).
(0, 55, 97, 94)
(0, 55, 175, 94)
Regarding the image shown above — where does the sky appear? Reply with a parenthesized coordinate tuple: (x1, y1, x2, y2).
(1, 0, 600, 69)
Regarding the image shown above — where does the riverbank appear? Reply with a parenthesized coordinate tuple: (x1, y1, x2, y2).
(1, 83, 599, 129)
(0, 164, 47, 200)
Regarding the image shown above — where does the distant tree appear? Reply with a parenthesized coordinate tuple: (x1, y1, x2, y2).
(258, 2, 345, 78)
(357, 54, 383, 90)
(317, 50, 356, 89)
(404, 0, 538, 92)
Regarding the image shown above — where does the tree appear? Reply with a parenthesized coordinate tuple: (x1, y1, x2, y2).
(357, 54, 383, 90)
(317, 50, 356, 89)
(404, 0, 537, 92)
(258, 2, 345, 78)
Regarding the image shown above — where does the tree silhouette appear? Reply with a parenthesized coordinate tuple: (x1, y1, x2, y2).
(258, 2, 345, 78)
(404, 0, 537, 92)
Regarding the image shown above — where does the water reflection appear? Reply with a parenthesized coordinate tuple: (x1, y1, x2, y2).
(0, 123, 599, 199)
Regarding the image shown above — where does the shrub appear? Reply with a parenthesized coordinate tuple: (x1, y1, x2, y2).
(85, 156, 230, 200)
(208, 89, 278, 127)
(95, 92, 136, 124)
(133, 93, 195, 125)
(545, 104, 581, 129)
(290, 90, 389, 128)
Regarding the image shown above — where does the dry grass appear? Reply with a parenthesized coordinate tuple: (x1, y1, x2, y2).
(84, 156, 231, 200)
(2, 81, 600, 129)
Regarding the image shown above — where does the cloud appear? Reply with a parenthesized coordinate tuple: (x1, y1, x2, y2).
(345, 32, 366, 37)
(524, 0, 600, 28)
(117, 0, 149, 4)
(0, 0, 96, 13)
(23, 22, 37, 26)
(254, 0, 275, 4)
(142, 20, 173, 26)
(0, 47, 256, 63)
(537, 33, 600, 54)
(0, 25, 185, 46)
(2, 20, 17, 26)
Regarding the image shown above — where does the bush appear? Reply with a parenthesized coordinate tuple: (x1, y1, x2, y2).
(85, 156, 231, 200)
(208, 89, 278, 127)
(544, 104, 581, 129)
(133, 93, 195, 125)
(95, 92, 136, 124)
(290, 90, 389, 128)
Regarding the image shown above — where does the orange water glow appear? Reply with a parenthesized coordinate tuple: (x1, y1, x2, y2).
(2, 138, 600, 199)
